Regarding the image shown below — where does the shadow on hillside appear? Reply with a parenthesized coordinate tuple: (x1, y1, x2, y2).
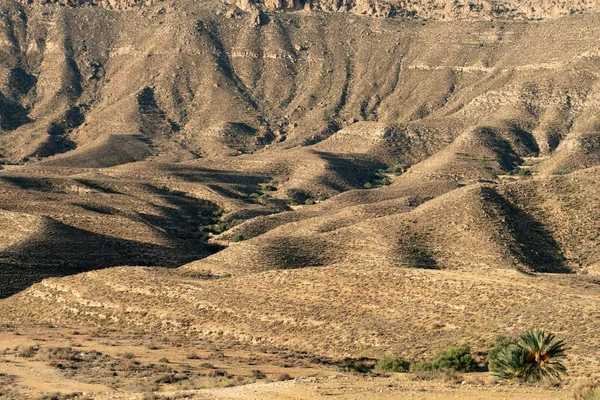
(0, 218, 223, 299)
(314, 151, 384, 191)
(485, 188, 569, 273)
(170, 166, 268, 185)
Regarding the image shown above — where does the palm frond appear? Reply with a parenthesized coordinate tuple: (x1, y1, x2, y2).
(492, 328, 568, 383)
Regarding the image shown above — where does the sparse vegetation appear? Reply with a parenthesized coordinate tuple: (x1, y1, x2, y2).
(305, 198, 316, 205)
(261, 184, 276, 192)
(572, 378, 600, 400)
(508, 168, 532, 176)
(206, 219, 244, 235)
(231, 233, 244, 242)
(374, 356, 410, 372)
(410, 343, 476, 373)
(15, 345, 39, 358)
(339, 358, 377, 373)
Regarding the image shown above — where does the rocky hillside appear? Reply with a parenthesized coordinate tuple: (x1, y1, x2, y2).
(1, 1, 600, 396)
(16, 0, 600, 19)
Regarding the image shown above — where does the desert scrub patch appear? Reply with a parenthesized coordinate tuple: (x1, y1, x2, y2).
(231, 233, 244, 242)
(374, 356, 410, 372)
(572, 378, 600, 400)
(34, 393, 85, 400)
(35, 345, 198, 392)
(206, 219, 244, 234)
(15, 344, 39, 358)
(338, 357, 377, 373)
(182, 270, 231, 280)
(261, 184, 276, 192)
(410, 343, 476, 373)
(508, 168, 532, 176)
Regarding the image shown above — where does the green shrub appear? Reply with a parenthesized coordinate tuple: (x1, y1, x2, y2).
(206, 219, 244, 235)
(409, 360, 434, 372)
(488, 335, 518, 372)
(409, 343, 475, 374)
(491, 328, 567, 383)
(363, 182, 373, 189)
(318, 194, 330, 201)
(305, 198, 315, 205)
(381, 177, 391, 186)
(429, 343, 476, 372)
(261, 184, 276, 192)
(212, 208, 225, 217)
(517, 168, 532, 176)
(248, 193, 260, 199)
(231, 234, 244, 243)
(374, 356, 410, 373)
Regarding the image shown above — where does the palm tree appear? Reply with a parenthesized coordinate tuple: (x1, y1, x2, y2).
(491, 328, 568, 383)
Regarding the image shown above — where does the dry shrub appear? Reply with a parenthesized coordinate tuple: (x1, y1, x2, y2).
(572, 378, 600, 400)
(15, 345, 39, 358)
(276, 373, 293, 381)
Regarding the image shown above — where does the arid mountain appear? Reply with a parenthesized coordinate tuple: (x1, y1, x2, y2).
(1, 0, 600, 398)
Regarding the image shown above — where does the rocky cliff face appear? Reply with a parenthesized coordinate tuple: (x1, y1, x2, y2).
(15, 0, 600, 19)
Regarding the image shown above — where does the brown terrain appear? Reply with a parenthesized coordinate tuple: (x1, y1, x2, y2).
(1, 0, 600, 397)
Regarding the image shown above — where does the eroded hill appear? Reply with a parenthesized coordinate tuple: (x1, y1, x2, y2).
(1, 0, 600, 398)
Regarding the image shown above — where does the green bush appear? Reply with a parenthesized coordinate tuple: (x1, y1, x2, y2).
(363, 182, 373, 189)
(374, 356, 410, 372)
(517, 168, 532, 176)
(231, 234, 244, 243)
(409, 360, 434, 372)
(318, 194, 330, 201)
(491, 328, 567, 383)
(430, 343, 476, 372)
(381, 177, 391, 186)
(409, 343, 476, 373)
(305, 198, 315, 205)
(488, 335, 518, 372)
(206, 219, 244, 235)
(248, 193, 260, 199)
(261, 184, 276, 192)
